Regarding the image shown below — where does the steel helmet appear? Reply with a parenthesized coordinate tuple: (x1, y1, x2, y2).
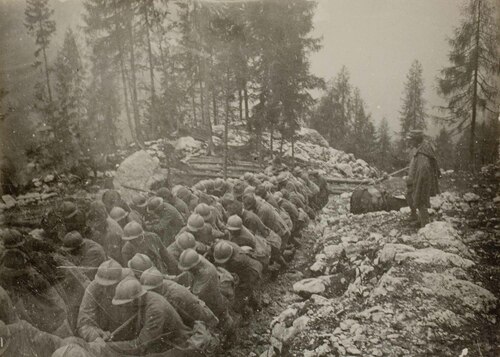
(243, 186, 255, 195)
(187, 214, 205, 232)
(176, 186, 190, 200)
(175, 232, 196, 250)
(226, 215, 243, 231)
(204, 180, 215, 192)
(178, 248, 201, 271)
(274, 191, 283, 202)
(95, 259, 123, 286)
(194, 203, 212, 221)
(132, 194, 148, 208)
(123, 221, 144, 241)
(0, 249, 29, 276)
(52, 344, 93, 357)
(213, 241, 233, 264)
(110, 206, 128, 222)
(147, 196, 163, 212)
(214, 178, 224, 189)
(60, 201, 78, 219)
(127, 253, 153, 274)
(140, 267, 164, 290)
(243, 172, 253, 181)
(2, 229, 25, 249)
(112, 277, 147, 305)
(255, 185, 267, 199)
(242, 193, 257, 210)
(156, 187, 172, 201)
(62, 231, 84, 251)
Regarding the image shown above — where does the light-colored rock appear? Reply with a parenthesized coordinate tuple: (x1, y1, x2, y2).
(378, 244, 416, 263)
(371, 268, 408, 297)
(417, 221, 470, 256)
(323, 244, 344, 260)
(400, 207, 411, 214)
(463, 192, 480, 202)
(113, 150, 168, 203)
(396, 248, 474, 269)
(293, 278, 326, 296)
(43, 174, 55, 183)
(420, 273, 497, 313)
(1, 195, 16, 208)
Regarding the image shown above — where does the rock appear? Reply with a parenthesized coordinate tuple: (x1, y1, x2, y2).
(378, 244, 416, 263)
(417, 221, 470, 257)
(420, 273, 497, 313)
(113, 150, 169, 203)
(371, 267, 408, 297)
(43, 174, 55, 183)
(400, 207, 411, 214)
(175, 136, 203, 151)
(323, 244, 344, 260)
(396, 248, 475, 269)
(336, 163, 354, 177)
(346, 346, 361, 355)
(493, 196, 500, 204)
(340, 192, 351, 199)
(293, 278, 326, 297)
(463, 192, 480, 202)
(1, 195, 16, 208)
(32, 178, 42, 187)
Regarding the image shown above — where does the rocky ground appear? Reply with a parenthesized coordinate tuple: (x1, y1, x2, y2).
(226, 165, 499, 357)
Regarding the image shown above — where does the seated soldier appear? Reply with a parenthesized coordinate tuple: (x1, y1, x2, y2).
(177, 249, 233, 331)
(145, 196, 185, 247)
(62, 231, 106, 281)
(87, 201, 123, 264)
(77, 259, 131, 342)
(226, 215, 271, 270)
(140, 267, 219, 328)
(121, 221, 178, 275)
(127, 253, 153, 279)
(104, 278, 198, 356)
(213, 240, 263, 315)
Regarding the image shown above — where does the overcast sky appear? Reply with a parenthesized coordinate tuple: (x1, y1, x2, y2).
(310, 0, 463, 136)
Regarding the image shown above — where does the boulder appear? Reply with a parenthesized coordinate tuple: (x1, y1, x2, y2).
(323, 244, 344, 260)
(420, 273, 497, 313)
(175, 136, 203, 151)
(293, 278, 326, 297)
(378, 244, 416, 264)
(395, 248, 475, 269)
(417, 221, 470, 257)
(113, 150, 168, 203)
(1, 195, 16, 209)
(463, 192, 480, 202)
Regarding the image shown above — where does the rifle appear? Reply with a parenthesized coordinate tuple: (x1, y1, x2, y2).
(120, 184, 155, 195)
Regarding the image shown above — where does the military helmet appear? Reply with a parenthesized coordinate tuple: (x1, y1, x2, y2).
(178, 248, 201, 271)
(213, 241, 234, 264)
(112, 277, 147, 305)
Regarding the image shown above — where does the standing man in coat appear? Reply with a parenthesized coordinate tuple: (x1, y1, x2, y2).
(406, 130, 440, 227)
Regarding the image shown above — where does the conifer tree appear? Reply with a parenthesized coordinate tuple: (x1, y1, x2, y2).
(399, 60, 426, 141)
(437, 0, 498, 169)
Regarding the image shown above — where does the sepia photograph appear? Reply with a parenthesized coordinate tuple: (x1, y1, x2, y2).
(0, 0, 499, 356)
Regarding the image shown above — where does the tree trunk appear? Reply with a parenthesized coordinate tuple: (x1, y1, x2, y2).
(127, 13, 141, 142)
(238, 89, 243, 122)
(144, 7, 157, 136)
(291, 136, 295, 166)
(470, 0, 481, 171)
(212, 90, 218, 125)
(270, 124, 274, 157)
(191, 83, 197, 125)
(243, 85, 249, 122)
(280, 135, 284, 157)
(224, 68, 230, 179)
(38, 19, 53, 103)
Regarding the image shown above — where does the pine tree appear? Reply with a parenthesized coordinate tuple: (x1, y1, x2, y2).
(24, 0, 56, 103)
(437, 0, 498, 170)
(311, 66, 352, 151)
(52, 28, 87, 167)
(435, 127, 454, 170)
(348, 88, 376, 162)
(376, 118, 393, 172)
(399, 60, 426, 141)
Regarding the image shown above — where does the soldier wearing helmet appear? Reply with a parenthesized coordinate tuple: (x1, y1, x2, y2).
(145, 196, 185, 247)
(140, 267, 218, 328)
(177, 249, 233, 330)
(107, 277, 193, 355)
(121, 221, 178, 275)
(62, 231, 106, 280)
(157, 187, 190, 221)
(86, 201, 124, 263)
(213, 240, 263, 315)
(77, 259, 130, 342)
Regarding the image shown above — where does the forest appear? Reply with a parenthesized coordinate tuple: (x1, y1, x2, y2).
(0, 0, 498, 188)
